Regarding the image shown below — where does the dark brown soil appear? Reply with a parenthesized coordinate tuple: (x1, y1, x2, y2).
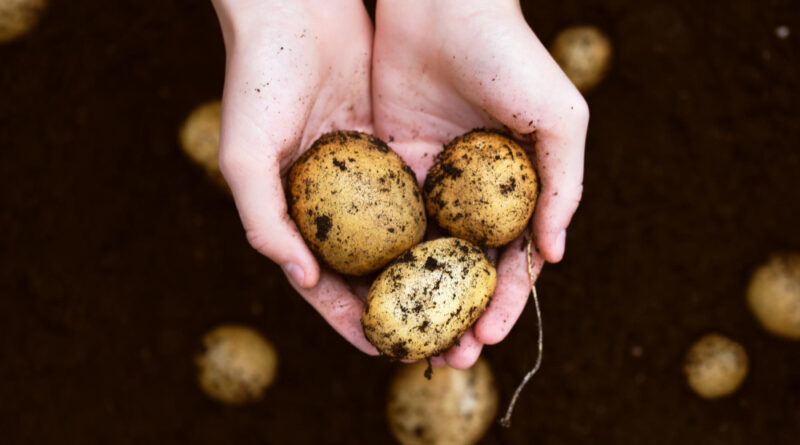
(1, 0, 799, 444)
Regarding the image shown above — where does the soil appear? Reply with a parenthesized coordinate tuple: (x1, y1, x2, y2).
(1, 0, 799, 444)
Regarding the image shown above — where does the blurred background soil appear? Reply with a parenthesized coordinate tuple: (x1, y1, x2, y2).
(1, 0, 799, 443)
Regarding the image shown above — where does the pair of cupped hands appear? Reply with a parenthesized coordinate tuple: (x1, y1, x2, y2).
(211, 0, 588, 369)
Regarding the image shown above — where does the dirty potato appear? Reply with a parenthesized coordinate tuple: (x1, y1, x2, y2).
(424, 130, 538, 247)
(0, 0, 47, 43)
(684, 333, 748, 399)
(195, 324, 278, 405)
(288, 131, 426, 276)
(551, 25, 612, 92)
(179, 99, 227, 189)
(362, 237, 496, 360)
(387, 358, 498, 445)
(747, 253, 800, 339)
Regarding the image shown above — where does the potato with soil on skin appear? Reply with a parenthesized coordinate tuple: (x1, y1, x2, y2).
(0, 0, 48, 43)
(195, 324, 278, 405)
(424, 130, 538, 248)
(550, 25, 612, 93)
(683, 333, 748, 399)
(179, 99, 228, 189)
(387, 358, 498, 445)
(362, 237, 496, 360)
(288, 131, 426, 276)
(747, 253, 800, 339)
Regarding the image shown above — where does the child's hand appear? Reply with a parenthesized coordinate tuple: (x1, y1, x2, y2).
(372, 0, 589, 368)
(212, 0, 378, 354)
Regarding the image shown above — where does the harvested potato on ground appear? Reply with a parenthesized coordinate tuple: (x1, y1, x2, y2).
(179, 100, 227, 189)
(684, 333, 748, 399)
(551, 25, 612, 92)
(362, 237, 496, 360)
(747, 253, 800, 339)
(387, 358, 498, 445)
(0, 0, 47, 43)
(195, 324, 277, 405)
(288, 130, 426, 275)
(424, 130, 538, 248)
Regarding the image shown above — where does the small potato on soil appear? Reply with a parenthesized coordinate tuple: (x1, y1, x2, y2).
(288, 130, 426, 276)
(362, 237, 496, 360)
(747, 253, 800, 339)
(550, 25, 612, 92)
(0, 0, 47, 43)
(684, 333, 748, 399)
(387, 358, 498, 445)
(195, 324, 277, 405)
(424, 130, 538, 248)
(179, 99, 227, 189)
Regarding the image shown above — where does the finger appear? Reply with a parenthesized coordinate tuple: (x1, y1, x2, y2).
(474, 235, 545, 345)
(288, 268, 379, 355)
(449, 16, 588, 263)
(443, 328, 483, 369)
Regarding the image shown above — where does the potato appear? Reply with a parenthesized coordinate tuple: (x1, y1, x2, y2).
(362, 237, 496, 360)
(747, 253, 800, 339)
(683, 333, 748, 399)
(387, 358, 498, 445)
(179, 100, 227, 189)
(0, 0, 47, 43)
(288, 130, 426, 275)
(195, 324, 277, 405)
(424, 130, 538, 247)
(551, 25, 612, 92)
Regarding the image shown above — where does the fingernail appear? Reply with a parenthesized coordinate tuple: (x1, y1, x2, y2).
(283, 263, 305, 287)
(556, 230, 567, 259)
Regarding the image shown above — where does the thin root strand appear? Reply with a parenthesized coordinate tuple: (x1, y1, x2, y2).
(499, 236, 543, 428)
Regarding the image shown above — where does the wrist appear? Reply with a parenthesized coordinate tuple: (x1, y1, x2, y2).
(212, 0, 367, 44)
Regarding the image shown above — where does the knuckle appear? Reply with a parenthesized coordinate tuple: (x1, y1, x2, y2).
(218, 148, 248, 179)
(563, 92, 590, 125)
(245, 229, 274, 258)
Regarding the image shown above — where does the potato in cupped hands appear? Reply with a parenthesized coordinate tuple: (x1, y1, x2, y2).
(424, 129, 539, 248)
(362, 237, 496, 360)
(287, 131, 426, 276)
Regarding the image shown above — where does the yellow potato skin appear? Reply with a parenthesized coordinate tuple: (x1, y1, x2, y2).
(387, 358, 498, 445)
(288, 131, 426, 276)
(179, 100, 228, 189)
(362, 238, 496, 360)
(195, 325, 278, 405)
(551, 25, 612, 93)
(747, 253, 800, 339)
(684, 333, 748, 399)
(424, 130, 538, 247)
(0, 0, 48, 43)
